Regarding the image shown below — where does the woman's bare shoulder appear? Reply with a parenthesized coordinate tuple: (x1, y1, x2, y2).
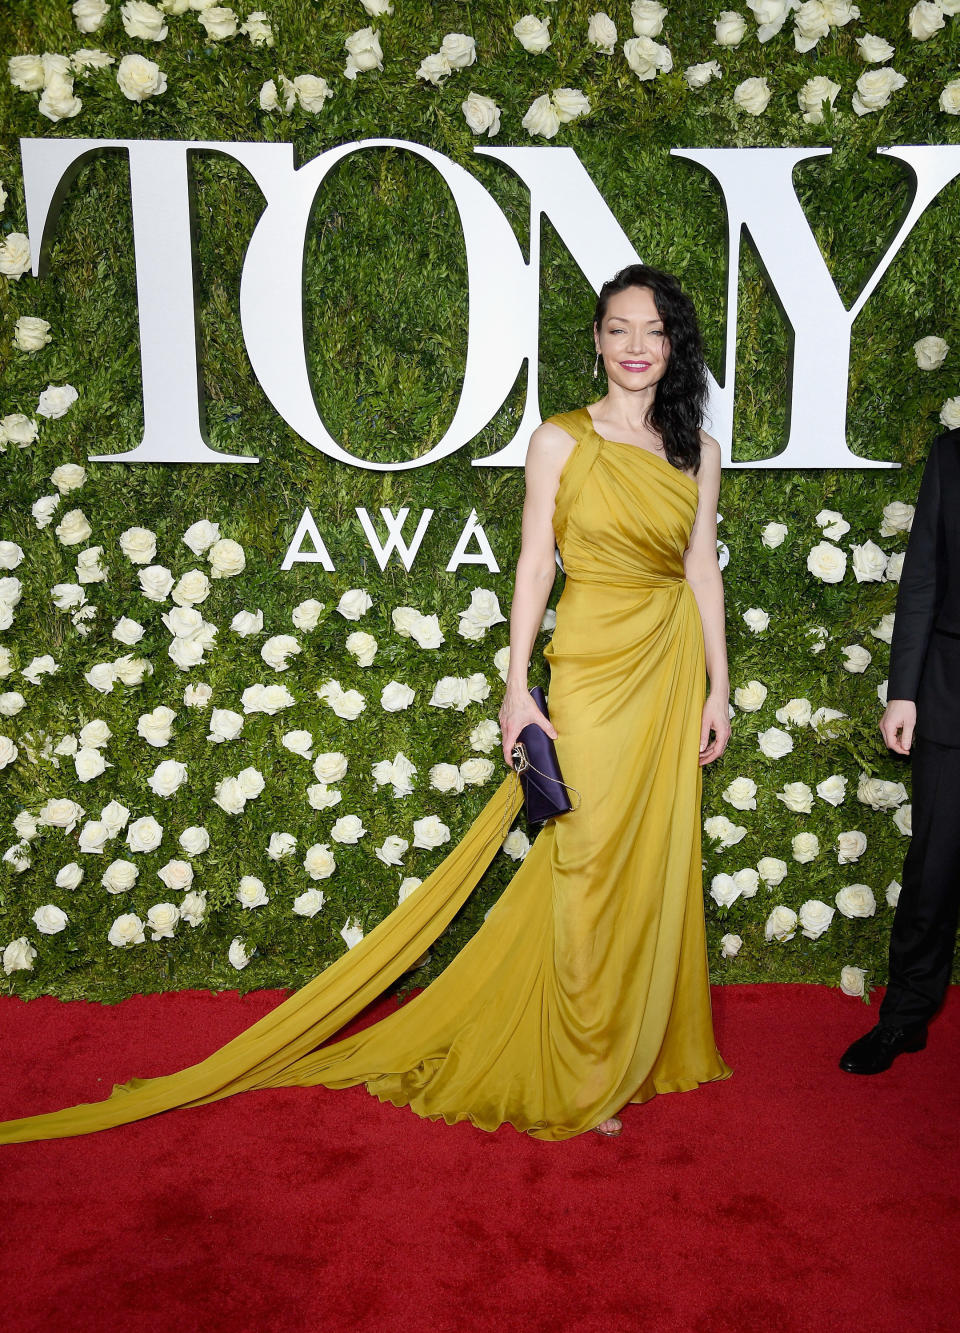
(527, 419, 579, 475)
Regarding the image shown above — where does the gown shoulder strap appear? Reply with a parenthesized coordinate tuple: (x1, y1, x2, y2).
(542, 406, 593, 444)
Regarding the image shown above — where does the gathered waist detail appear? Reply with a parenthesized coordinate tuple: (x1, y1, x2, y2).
(563, 569, 686, 590)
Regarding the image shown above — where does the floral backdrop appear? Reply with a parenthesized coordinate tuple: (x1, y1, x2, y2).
(1, 0, 960, 1003)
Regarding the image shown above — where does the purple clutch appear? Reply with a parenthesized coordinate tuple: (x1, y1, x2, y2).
(510, 686, 580, 824)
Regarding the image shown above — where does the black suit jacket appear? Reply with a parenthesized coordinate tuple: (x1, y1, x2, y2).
(888, 428, 960, 746)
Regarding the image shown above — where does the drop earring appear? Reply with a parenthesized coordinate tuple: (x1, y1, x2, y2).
(593, 351, 600, 379)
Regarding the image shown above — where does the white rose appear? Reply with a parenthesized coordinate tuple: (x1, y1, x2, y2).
(521, 94, 561, 139)
(237, 875, 268, 909)
(136, 705, 176, 748)
(776, 782, 813, 814)
(344, 27, 383, 79)
(853, 67, 906, 116)
(703, 815, 747, 848)
(429, 676, 471, 711)
(893, 804, 912, 836)
(460, 757, 495, 786)
(116, 52, 167, 101)
(722, 776, 757, 811)
(54, 508, 92, 547)
(72, 48, 116, 69)
(292, 73, 332, 111)
(749, 0, 792, 40)
(374, 835, 409, 866)
(870, 612, 895, 644)
(180, 890, 206, 926)
(757, 726, 793, 759)
(835, 883, 877, 918)
(100, 800, 130, 836)
(513, 15, 551, 53)
(307, 783, 341, 811)
(241, 10, 273, 45)
(733, 680, 768, 712)
(439, 32, 476, 68)
(764, 905, 798, 942)
(38, 72, 82, 122)
(281, 730, 313, 758)
(793, 0, 830, 51)
(940, 78, 960, 114)
(361, 0, 393, 14)
(806, 540, 846, 583)
(913, 335, 949, 370)
(710, 873, 741, 908)
(0, 232, 31, 281)
(292, 888, 325, 918)
(181, 519, 218, 555)
(121, 1, 168, 39)
(839, 965, 867, 997)
(266, 832, 297, 861)
(172, 569, 210, 606)
(32, 904, 68, 935)
(146, 902, 179, 940)
(502, 828, 530, 861)
(76, 546, 107, 584)
(851, 540, 888, 583)
(157, 858, 193, 891)
(836, 830, 867, 864)
(183, 682, 212, 708)
(719, 933, 742, 958)
(409, 613, 444, 648)
(231, 609, 263, 637)
(330, 815, 365, 845)
(13, 315, 52, 352)
(470, 719, 500, 753)
(56, 861, 84, 889)
(262, 634, 301, 671)
(345, 630, 377, 666)
(22, 653, 59, 685)
(381, 680, 415, 711)
(127, 815, 163, 852)
(841, 644, 872, 674)
(939, 396, 960, 429)
(791, 832, 820, 863)
(742, 608, 769, 633)
(8, 54, 45, 90)
(757, 856, 788, 887)
(391, 606, 422, 637)
(102, 858, 139, 893)
(909, 0, 945, 40)
(798, 75, 840, 124)
(856, 33, 894, 62)
(78, 819, 111, 854)
(317, 679, 366, 719)
(259, 76, 280, 109)
(624, 35, 673, 79)
(551, 88, 591, 124)
(139, 564, 174, 601)
(4, 937, 38, 974)
(816, 508, 850, 541)
(775, 697, 812, 728)
(856, 773, 907, 810)
(733, 868, 761, 899)
(885, 880, 901, 908)
(228, 937, 250, 969)
(75, 746, 109, 782)
(798, 899, 835, 941)
(337, 588, 373, 620)
(312, 752, 348, 784)
(430, 763, 465, 794)
(685, 59, 722, 89)
(108, 912, 145, 947)
(816, 774, 847, 806)
(340, 917, 365, 949)
(116, 526, 156, 565)
(587, 12, 618, 53)
(304, 842, 336, 880)
(207, 537, 245, 578)
(715, 10, 747, 45)
(734, 76, 772, 116)
(466, 673, 491, 703)
(235, 767, 263, 801)
(147, 758, 187, 798)
(630, 0, 667, 36)
(880, 501, 914, 536)
(0, 691, 25, 716)
(461, 91, 501, 136)
(398, 876, 422, 904)
(198, 6, 238, 39)
(292, 598, 324, 630)
(810, 706, 847, 738)
(179, 825, 210, 855)
(412, 815, 451, 850)
(760, 521, 787, 548)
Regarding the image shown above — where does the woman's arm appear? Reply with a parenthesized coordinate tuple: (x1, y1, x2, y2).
(498, 422, 576, 766)
(683, 434, 730, 765)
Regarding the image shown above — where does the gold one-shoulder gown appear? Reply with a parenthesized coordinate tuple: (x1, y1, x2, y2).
(0, 407, 731, 1145)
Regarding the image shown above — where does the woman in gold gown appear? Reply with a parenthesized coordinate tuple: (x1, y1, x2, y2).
(0, 264, 731, 1145)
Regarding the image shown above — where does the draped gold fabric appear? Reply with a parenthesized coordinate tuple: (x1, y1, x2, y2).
(0, 407, 730, 1145)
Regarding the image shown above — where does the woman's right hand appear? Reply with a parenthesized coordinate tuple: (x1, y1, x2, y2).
(499, 683, 558, 768)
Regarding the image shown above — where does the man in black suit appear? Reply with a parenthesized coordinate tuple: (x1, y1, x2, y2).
(841, 427, 960, 1074)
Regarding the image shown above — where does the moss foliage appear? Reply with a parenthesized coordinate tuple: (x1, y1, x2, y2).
(2, 1, 960, 1000)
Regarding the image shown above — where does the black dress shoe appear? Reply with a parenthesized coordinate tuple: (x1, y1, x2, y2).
(839, 1023, 928, 1075)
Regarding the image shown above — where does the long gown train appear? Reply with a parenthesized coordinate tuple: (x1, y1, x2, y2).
(0, 408, 731, 1145)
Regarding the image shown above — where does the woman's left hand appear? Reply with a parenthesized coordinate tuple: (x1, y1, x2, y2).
(698, 693, 731, 766)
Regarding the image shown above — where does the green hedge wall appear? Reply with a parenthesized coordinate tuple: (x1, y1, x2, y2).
(2, 0, 960, 1002)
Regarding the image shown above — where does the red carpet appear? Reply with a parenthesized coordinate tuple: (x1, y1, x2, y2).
(0, 984, 958, 1333)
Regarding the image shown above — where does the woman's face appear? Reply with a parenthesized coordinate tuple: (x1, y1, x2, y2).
(594, 285, 671, 393)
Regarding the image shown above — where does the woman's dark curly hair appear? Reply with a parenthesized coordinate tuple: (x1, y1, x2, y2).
(594, 263, 708, 476)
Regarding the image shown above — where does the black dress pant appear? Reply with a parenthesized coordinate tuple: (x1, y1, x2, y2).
(879, 735, 960, 1029)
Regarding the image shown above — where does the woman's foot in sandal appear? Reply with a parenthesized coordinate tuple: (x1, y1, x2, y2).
(593, 1116, 623, 1137)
